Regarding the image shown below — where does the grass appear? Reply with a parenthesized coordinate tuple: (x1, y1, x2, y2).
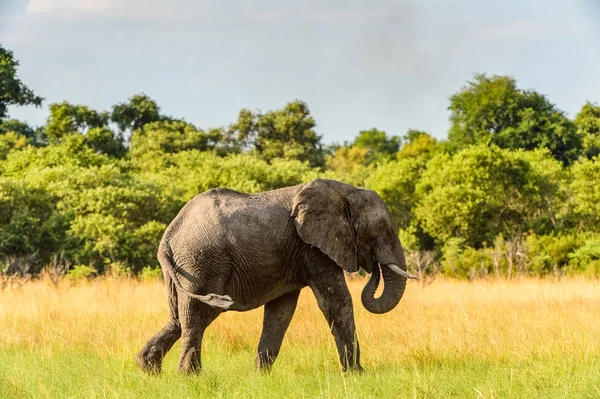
(1, 276, 600, 398)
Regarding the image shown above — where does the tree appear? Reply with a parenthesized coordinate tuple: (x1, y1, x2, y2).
(574, 102, 600, 159)
(46, 101, 110, 141)
(129, 120, 215, 159)
(351, 128, 401, 164)
(43, 101, 125, 157)
(365, 157, 425, 231)
(0, 118, 47, 147)
(228, 100, 326, 167)
(0, 134, 116, 270)
(85, 127, 127, 158)
(0, 179, 56, 265)
(0, 132, 29, 160)
(325, 145, 373, 187)
(228, 108, 255, 151)
(397, 129, 438, 160)
(0, 45, 43, 120)
(111, 93, 162, 136)
(569, 157, 600, 231)
(415, 145, 564, 248)
(447, 73, 581, 165)
(0, 119, 34, 138)
(205, 126, 243, 156)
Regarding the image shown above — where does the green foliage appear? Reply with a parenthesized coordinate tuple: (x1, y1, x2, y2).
(574, 102, 600, 159)
(524, 234, 580, 274)
(137, 150, 325, 204)
(44, 102, 126, 157)
(568, 157, 600, 231)
(431, 232, 590, 279)
(397, 130, 439, 160)
(365, 157, 424, 230)
(46, 101, 110, 141)
(448, 73, 581, 165)
(566, 234, 600, 277)
(1, 133, 109, 175)
(228, 100, 325, 167)
(85, 127, 126, 157)
(105, 261, 131, 278)
(415, 145, 564, 248)
(66, 265, 97, 281)
(325, 146, 373, 187)
(0, 119, 36, 140)
(0, 45, 43, 119)
(442, 241, 493, 279)
(351, 128, 401, 164)
(111, 93, 161, 134)
(130, 120, 215, 157)
(140, 266, 163, 281)
(0, 136, 167, 272)
(324, 129, 402, 187)
(0, 132, 29, 160)
(1, 46, 600, 280)
(0, 177, 59, 261)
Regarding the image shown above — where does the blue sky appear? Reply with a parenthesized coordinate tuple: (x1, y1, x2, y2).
(1, 0, 599, 144)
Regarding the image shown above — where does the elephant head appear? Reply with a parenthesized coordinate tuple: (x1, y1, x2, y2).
(291, 178, 417, 314)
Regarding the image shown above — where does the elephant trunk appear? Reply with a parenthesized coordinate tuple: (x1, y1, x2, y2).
(360, 241, 417, 314)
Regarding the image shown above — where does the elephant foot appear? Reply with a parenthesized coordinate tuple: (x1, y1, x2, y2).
(178, 365, 203, 375)
(255, 350, 278, 373)
(178, 348, 203, 375)
(342, 363, 364, 373)
(255, 365, 274, 374)
(135, 347, 164, 374)
(135, 320, 182, 374)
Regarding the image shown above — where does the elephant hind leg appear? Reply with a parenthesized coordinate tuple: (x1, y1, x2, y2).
(136, 319, 182, 374)
(136, 272, 181, 374)
(256, 290, 300, 372)
(178, 296, 221, 374)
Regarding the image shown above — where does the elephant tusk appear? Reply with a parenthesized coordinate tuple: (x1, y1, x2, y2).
(386, 264, 419, 280)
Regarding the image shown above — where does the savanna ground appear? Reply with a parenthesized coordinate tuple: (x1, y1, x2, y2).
(1, 276, 600, 399)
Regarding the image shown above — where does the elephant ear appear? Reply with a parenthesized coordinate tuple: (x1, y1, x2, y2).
(291, 179, 358, 272)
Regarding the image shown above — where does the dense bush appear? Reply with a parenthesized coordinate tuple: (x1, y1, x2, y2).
(1, 44, 599, 279)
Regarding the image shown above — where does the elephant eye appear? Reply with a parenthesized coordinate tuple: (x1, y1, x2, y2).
(372, 220, 388, 235)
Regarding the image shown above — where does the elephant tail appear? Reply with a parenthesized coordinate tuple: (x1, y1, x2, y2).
(158, 245, 234, 310)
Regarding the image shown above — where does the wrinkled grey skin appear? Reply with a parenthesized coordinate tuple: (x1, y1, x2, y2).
(136, 178, 412, 374)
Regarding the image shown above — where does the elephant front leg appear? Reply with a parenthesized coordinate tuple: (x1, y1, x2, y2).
(308, 271, 363, 372)
(256, 290, 300, 372)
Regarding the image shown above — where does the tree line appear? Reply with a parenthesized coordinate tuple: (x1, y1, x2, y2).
(1, 45, 599, 280)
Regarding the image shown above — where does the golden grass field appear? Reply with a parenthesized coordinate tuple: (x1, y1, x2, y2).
(2, 276, 600, 398)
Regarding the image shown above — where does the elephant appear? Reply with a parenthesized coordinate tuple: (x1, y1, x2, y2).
(135, 178, 417, 374)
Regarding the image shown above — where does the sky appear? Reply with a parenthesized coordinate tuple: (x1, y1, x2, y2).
(1, 0, 599, 144)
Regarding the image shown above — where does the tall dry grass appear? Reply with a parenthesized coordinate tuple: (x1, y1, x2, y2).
(2, 276, 600, 365)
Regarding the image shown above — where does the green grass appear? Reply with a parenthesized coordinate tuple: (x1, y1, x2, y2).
(2, 346, 599, 398)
